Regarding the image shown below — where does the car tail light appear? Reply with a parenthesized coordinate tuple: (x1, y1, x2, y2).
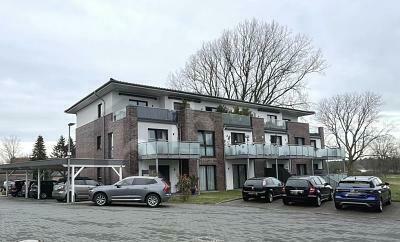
(309, 186, 316, 194)
(262, 179, 267, 187)
(162, 181, 170, 193)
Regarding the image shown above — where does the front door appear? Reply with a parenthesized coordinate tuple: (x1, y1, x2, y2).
(150, 165, 170, 184)
(296, 164, 307, 175)
(233, 164, 247, 189)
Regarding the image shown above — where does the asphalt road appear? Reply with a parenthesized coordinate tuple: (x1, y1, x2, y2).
(0, 197, 399, 242)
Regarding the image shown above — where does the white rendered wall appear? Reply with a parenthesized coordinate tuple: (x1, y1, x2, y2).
(310, 138, 322, 149)
(137, 122, 179, 143)
(264, 133, 289, 145)
(76, 92, 113, 128)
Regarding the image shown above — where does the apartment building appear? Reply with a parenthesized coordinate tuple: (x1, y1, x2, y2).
(65, 78, 344, 192)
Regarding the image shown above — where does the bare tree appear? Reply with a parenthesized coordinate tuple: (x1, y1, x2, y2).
(169, 19, 325, 108)
(0, 135, 21, 164)
(372, 135, 398, 160)
(316, 92, 387, 174)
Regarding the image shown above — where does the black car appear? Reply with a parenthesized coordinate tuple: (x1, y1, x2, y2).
(29, 180, 57, 199)
(242, 177, 284, 203)
(282, 176, 333, 206)
(334, 176, 391, 212)
(10, 180, 27, 197)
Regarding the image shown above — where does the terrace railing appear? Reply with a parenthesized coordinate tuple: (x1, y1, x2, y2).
(138, 141, 200, 159)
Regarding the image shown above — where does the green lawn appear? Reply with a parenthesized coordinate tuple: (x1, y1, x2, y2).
(169, 190, 242, 204)
(385, 175, 400, 202)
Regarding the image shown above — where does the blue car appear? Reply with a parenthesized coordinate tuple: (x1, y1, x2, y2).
(334, 176, 391, 212)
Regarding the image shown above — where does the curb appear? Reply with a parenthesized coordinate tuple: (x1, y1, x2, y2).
(216, 197, 242, 205)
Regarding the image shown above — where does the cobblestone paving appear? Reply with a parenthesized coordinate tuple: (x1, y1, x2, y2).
(0, 197, 399, 242)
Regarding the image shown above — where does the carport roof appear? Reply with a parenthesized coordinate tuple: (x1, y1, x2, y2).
(0, 158, 126, 171)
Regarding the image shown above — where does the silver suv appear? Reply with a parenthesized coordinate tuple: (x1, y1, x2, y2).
(52, 177, 101, 202)
(88, 176, 171, 207)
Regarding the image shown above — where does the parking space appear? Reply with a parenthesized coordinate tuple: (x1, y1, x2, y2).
(1, 196, 400, 241)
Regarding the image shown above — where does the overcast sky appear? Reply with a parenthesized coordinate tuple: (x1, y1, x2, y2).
(0, 0, 399, 156)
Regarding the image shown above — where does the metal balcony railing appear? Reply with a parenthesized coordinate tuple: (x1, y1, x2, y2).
(265, 119, 287, 130)
(224, 143, 345, 159)
(136, 106, 177, 122)
(223, 113, 251, 127)
(138, 141, 201, 159)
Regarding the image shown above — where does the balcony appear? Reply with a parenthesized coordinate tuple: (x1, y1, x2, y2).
(225, 143, 345, 160)
(223, 113, 251, 127)
(265, 119, 287, 130)
(113, 106, 177, 123)
(138, 141, 201, 159)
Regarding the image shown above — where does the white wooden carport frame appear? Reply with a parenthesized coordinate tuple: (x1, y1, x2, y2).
(0, 158, 126, 203)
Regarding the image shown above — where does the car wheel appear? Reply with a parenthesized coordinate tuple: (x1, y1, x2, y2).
(328, 190, 333, 201)
(335, 202, 342, 209)
(94, 193, 108, 206)
(242, 196, 249, 201)
(315, 196, 322, 207)
(266, 192, 273, 203)
(375, 199, 383, 213)
(146, 194, 161, 208)
(40, 193, 47, 199)
(283, 198, 289, 205)
(387, 194, 392, 205)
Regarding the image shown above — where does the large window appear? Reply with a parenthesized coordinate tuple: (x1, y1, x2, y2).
(129, 99, 148, 107)
(148, 129, 168, 141)
(270, 135, 283, 145)
(267, 115, 277, 121)
(198, 131, 215, 157)
(107, 133, 113, 159)
(295, 137, 305, 145)
(231, 133, 245, 145)
(205, 106, 217, 112)
(97, 103, 102, 118)
(199, 165, 216, 191)
(96, 136, 101, 150)
(310, 140, 317, 148)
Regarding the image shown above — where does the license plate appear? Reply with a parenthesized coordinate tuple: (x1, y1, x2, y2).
(290, 190, 303, 195)
(247, 192, 257, 195)
(346, 192, 360, 196)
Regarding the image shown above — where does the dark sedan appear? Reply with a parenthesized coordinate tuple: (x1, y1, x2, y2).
(242, 177, 284, 203)
(334, 176, 391, 212)
(282, 176, 333, 206)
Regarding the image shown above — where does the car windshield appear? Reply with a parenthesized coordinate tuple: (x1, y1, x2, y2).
(286, 179, 309, 188)
(244, 179, 262, 186)
(338, 181, 371, 188)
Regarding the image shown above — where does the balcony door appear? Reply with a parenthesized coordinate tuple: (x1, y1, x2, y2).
(296, 164, 307, 175)
(233, 164, 247, 189)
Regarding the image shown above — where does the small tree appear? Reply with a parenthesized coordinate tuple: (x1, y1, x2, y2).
(51, 136, 68, 158)
(31, 135, 47, 161)
(0, 135, 21, 164)
(176, 175, 192, 201)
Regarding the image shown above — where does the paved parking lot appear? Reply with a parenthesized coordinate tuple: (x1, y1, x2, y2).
(0, 197, 400, 242)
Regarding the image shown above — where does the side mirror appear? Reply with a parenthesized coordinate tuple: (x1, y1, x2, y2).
(324, 183, 330, 186)
(385, 182, 390, 186)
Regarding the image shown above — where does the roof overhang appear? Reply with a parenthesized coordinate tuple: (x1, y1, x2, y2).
(0, 158, 126, 171)
(65, 78, 315, 117)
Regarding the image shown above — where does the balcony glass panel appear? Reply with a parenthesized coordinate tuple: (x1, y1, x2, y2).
(223, 113, 251, 127)
(265, 119, 287, 130)
(138, 141, 200, 157)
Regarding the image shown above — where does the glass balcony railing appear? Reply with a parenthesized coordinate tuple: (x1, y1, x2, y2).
(113, 106, 177, 123)
(223, 113, 251, 127)
(138, 141, 201, 159)
(265, 119, 287, 130)
(225, 143, 345, 159)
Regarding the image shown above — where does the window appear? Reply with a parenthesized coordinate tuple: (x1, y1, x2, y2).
(148, 129, 168, 141)
(205, 106, 217, 112)
(270, 135, 282, 145)
(108, 133, 113, 159)
(199, 165, 216, 191)
(97, 103, 102, 118)
(96, 136, 101, 150)
(74, 180, 85, 185)
(117, 178, 134, 186)
(85, 180, 99, 186)
(198, 131, 215, 157)
(231, 133, 245, 145)
(295, 137, 305, 145)
(313, 164, 319, 171)
(267, 115, 277, 121)
(129, 99, 148, 107)
(310, 140, 317, 148)
(173, 102, 190, 110)
(133, 178, 154, 185)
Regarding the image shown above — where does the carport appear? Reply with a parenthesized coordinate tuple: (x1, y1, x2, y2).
(0, 158, 126, 203)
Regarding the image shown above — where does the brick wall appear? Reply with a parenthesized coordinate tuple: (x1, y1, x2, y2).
(178, 109, 225, 191)
(286, 122, 310, 145)
(251, 117, 264, 143)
